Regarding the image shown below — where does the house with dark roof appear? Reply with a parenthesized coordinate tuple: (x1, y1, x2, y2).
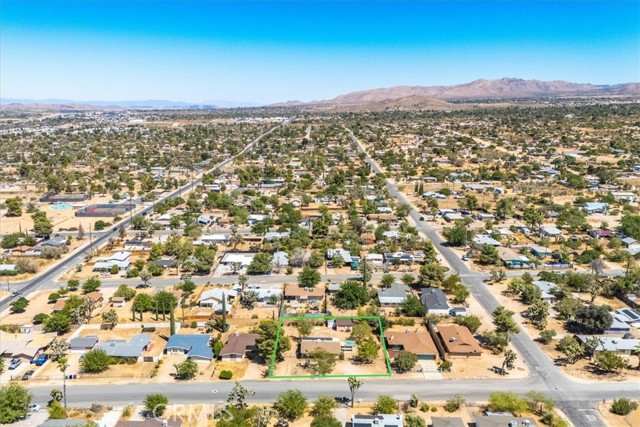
(420, 288, 450, 315)
(219, 332, 259, 362)
(164, 334, 214, 361)
(430, 417, 465, 427)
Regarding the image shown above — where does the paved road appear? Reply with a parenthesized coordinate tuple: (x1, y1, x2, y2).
(0, 120, 289, 311)
(344, 127, 639, 426)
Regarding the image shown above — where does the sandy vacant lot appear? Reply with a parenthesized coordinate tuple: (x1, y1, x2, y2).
(598, 402, 640, 427)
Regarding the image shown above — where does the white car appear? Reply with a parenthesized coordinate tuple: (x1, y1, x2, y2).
(29, 404, 41, 412)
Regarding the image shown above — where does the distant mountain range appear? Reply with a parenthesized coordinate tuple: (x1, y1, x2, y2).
(275, 78, 640, 110)
(0, 98, 260, 109)
(3, 78, 639, 111)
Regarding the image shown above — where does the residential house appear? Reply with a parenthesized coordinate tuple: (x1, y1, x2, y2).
(300, 337, 342, 356)
(364, 253, 384, 265)
(576, 335, 640, 355)
(110, 297, 126, 308)
(271, 251, 289, 269)
(531, 281, 558, 302)
(219, 333, 259, 362)
(68, 336, 99, 353)
(0, 330, 57, 360)
(39, 420, 87, 427)
(430, 417, 466, 427)
(582, 202, 609, 215)
(621, 237, 640, 255)
(164, 334, 214, 361)
(39, 235, 67, 248)
(283, 284, 325, 302)
(198, 288, 237, 313)
(497, 247, 530, 268)
(530, 245, 552, 258)
(614, 308, 640, 328)
(124, 239, 152, 251)
(378, 284, 411, 306)
(351, 414, 403, 427)
(437, 324, 482, 357)
(386, 331, 439, 361)
(420, 288, 451, 315)
(0, 264, 16, 273)
(588, 229, 614, 240)
(93, 334, 152, 361)
(264, 231, 290, 242)
(197, 214, 216, 226)
(383, 252, 415, 265)
(612, 192, 636, 203)
(93, 251, 132, 272)
(326, 248, 353, 264)
(219, 251, 256, 268)
(474, 415, 537, 427)
(540, 225, 562, 238)
(331, 318, 354, 332)
(473, 234, 502, 247)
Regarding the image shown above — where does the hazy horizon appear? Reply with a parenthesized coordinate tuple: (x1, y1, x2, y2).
(2, 0, 639, 104)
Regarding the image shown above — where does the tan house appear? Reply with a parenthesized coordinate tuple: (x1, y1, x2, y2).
(300, 337, 342, 356)
(110, 297, 126, 307)
(386, 331, 439, 361)
(219, 333, 259, 362)
(284, 284, 325, 302)
(438, 325, 482, 357)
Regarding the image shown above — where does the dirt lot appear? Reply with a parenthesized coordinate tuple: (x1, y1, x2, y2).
(271, 322, 389, 377)
(489, 281, 639, 382)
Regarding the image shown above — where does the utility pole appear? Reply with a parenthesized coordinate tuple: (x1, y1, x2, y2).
(88, 223, 93, 257)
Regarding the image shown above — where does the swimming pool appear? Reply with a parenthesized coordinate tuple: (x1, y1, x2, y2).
(50, 203, 73, 210)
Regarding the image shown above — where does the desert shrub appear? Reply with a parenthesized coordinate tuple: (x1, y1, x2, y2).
(610, 398, 638, 416)
(219, 370, 233, 380)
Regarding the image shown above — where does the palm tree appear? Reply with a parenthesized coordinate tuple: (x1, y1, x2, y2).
(57, 355, 69, 409)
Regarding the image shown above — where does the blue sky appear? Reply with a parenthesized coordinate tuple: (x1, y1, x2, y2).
(1, 0, 638, 104)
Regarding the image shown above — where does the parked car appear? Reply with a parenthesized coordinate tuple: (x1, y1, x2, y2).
(136, 283, 150, 289)
(31, 354, 48, 366)
(29, 403, 41, 412)
(22, 370, 35, 381)
(8, 358, 21, 370)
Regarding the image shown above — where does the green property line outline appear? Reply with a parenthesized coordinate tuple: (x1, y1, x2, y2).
(268, 315, 393, 379)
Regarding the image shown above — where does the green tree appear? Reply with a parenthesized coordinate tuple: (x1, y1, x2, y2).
(418, 263, 447, 287)
(48, 401, 67, 419)
(174, 358, 198, 379)
(372, 395, 397, 414)
(247, 252, 273, 274)
(556, 336, 583, 364)
(295, 318, 313, 339)
(311, 415, 341, 427)
(405, 414, 427, 427)
(538, 329, 557, 344)
(80, 349, 110, 373)
(334, 280, 369, 309)
(394, 351, 418, 373)
(10, 297, 29, 313)
(401, 295, 426, 317)
(444, 394, 466, 412)
(347, 377, 363, 408)
(454, 315, 482, 333)
(478, 244, 500, 265)
(492, 306, 520, 335)
(227, 381, 255, 409)
(355, 337, 380, 364)
(487, 392, 528, 415)
(596, 350, 626, 373)
(132, 293, 155, 312)
(101, 309, 118, 328)
(620, 215, 640, 240)
(453, 285, 470, 304)
(0, 384, 32, 423)
(571, 305, 613, 334)
(274, 389, 308, 421)
(311, 396, 339, 417)
(82, 277, 101, 293)
(44, 312, 72, 334)
(500, 349, 517, 375)
(5, 197, 23, 217)
(380, 273, 395, 287)
(307, 349, 338, 376)
(144, 393, 169, 416)
(113, 284, 136, 301)
(298, 267, 321, 288)
(443, 221, 473, 246)
(526, 299, 550, 330)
